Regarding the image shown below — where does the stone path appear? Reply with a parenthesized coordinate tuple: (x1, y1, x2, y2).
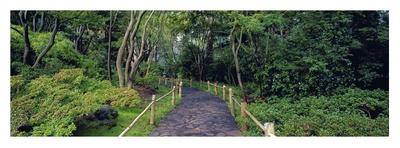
(150, 87, 241, 136)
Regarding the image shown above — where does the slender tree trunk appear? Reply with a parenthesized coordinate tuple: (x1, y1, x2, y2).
(116, 11, 145, 87)
(145, 45, 156, 77)
(74, 25, 84, 51)
(106, 11, 118, 81)
(32, 12, 37, 32)
(32, 19, 58, 68)
(37, 12, 44, 32)
(107, 11, 113, 81)
(230, 23, 244, 97)
(19, 11, 33, 65)
(82, 33, 93, 53)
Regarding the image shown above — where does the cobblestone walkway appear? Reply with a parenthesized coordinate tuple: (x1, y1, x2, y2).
(150, 87, 241, 136)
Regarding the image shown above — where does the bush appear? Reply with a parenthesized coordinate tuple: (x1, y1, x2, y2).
(246, 88, 388, 136)
(11, 68, 141, 136)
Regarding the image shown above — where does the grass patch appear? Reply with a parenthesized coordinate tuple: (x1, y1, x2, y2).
(74, 85, 181, 136)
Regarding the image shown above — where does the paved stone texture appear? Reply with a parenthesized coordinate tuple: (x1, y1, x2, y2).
(150, 87, 241, 136)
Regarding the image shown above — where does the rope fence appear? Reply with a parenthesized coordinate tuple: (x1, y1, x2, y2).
(118, 79, 182, 137)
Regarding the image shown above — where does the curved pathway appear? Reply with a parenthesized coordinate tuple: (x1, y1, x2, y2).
(150, 87, 241, 136)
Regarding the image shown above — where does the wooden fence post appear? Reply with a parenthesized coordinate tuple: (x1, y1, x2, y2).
(207, 81, 210, 92)
(190, 79, 192, 87)
(222, 85, 226, 100)
(263, 123, 275, 137)
(214, 82, 218, 95)
(179, 81, 183, 98)
(150, 95, 156, 125)
(229, 88, 234, 117)
(158, 77, 161, 87)
(240, 102, 248, 131)
(172, 86, 176, 105)
(164, 77, 167, 85)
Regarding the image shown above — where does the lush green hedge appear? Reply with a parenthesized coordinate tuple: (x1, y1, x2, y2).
(244, 88, 388, 136)
(11, 69, 141, 136)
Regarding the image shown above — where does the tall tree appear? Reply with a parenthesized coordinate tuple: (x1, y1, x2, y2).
(127, 11, 154, 88)
(116, 11, 145, 87)
(229, 22, 244, 91)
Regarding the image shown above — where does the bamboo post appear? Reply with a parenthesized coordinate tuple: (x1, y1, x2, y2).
(174, 81, 179, 88)
(164, 77, 167, 85)
(158, 77, 161, 87)
(222, 85, 226, 100)
(179, 81, 183, 98)
(207, 81, 210, 92)
(263, 123, 275, 137)
(174, 83, 178, 99)
(172, 86, 176, 105)
(229, 88, 234, 117)
(240, 102, 248, 131)
(214, 82, 218, 95)
(150, 95, 156, 125)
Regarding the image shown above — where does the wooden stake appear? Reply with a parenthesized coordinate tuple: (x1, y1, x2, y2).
(240, 102, 248, 131)
(150, 95, 156, 125)
(190, 79, 192, 87)
(207, 81, 210, 92)
(171, 86, 176, 105)
(214, 82, 218, 95)
(263, 123, 275, 137)
(222, 85, 226, 100)
(179, 81, 183, 98)
(229, 88, 234, 117)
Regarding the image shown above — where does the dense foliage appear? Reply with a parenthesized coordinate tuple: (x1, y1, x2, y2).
(10, 11, 388, 136)
(245, 88, 388, 136)
(174, 11, 388, 98)
(11, 69, 140, 136)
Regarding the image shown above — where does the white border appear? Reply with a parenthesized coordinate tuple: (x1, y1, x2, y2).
(1, 0, 399, 148)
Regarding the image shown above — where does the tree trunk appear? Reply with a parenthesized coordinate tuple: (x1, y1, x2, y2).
(125, 40, 135, 84)
(230, 23, 244, 100)
(106, 11, 118, 81)
(116, 11, 145, 88)
(32, 19, 58, 68)
(32, 11, 37, 32)
(74, 25, 84, 51)
(37, 12, 44, 32)
(19, 11, 33, 65)
(145, 45, 156, 77)
(107, 11, 113, 81)
(127, 11, 154, 88)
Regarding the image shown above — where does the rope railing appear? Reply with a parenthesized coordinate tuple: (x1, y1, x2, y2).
(119, 100, 154, 137)
(156, 89, 175, 102)
(119, 80, 182, 137)
(231, 97, 241, 106)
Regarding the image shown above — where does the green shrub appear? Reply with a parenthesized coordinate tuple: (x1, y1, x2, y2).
(11, 68, 141, 136)
(246, 88, 388, 136)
